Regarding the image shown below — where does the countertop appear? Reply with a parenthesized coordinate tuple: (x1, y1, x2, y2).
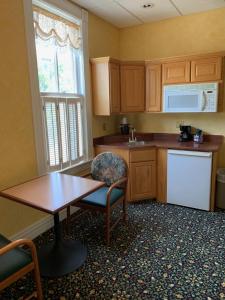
(93, 133, 224, 152)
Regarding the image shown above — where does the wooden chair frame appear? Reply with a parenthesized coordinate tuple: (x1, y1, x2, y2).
(0, 239, 43, 300)
(67, 175, 128, 245)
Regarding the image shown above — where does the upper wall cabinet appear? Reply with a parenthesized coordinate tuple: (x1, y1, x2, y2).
(162, 60, 190, 84)
(146, 63, 161, 112)
(91, 53, 224, 115)
(191, 57, 222, 82)
(90, 57, 120, 116)
(162, 55, 223, 85)
(120, 63, 145, 113)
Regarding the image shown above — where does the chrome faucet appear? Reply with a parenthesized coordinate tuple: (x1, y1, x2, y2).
(129, 127, 137, 143)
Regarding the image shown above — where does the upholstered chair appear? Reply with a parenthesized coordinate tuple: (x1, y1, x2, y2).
(67, 152, 128, 245)
(0, 234, 43, 299)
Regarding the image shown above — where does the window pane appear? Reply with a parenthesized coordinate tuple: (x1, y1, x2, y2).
(44, 101, 60, 166)
(57, 45, 77, 93)
(35, 37, 58, 93)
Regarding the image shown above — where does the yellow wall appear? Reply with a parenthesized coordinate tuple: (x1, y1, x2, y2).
(0, 3, 119, 237)
(0, 0, 45, 237)
(88, 13, 120, 137)
(120, 8, 225, 60)
(119, 8, 225, 166)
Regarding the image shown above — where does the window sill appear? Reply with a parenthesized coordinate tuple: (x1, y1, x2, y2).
(60, 159, 92, 176)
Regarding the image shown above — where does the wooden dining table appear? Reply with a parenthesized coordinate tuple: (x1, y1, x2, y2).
(0, 173, 105, 277)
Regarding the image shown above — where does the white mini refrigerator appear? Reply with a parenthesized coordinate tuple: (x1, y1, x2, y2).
(167, 150, 212, 211)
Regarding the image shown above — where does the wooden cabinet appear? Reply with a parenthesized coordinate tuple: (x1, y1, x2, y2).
(162, 56, 223, 85)
(191, 57, 222, 82)
(91, 53, 224, 115)
(146, 63, 161, 112)
(90, 57, 120, 115)
(130, 161, 156, 201)
(120, 63, 145, 112)
(130, 149, 156, 201)
(162, 60, 190, 84)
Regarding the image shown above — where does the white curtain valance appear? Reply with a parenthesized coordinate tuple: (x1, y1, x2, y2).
(33, 6, 81, 49)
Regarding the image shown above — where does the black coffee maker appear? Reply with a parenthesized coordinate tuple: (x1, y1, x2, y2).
(179, 125, 192, 142)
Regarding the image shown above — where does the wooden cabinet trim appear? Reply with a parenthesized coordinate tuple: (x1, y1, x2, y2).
(157, 149, 167, 203)
(90, 57, 120, 64)
(130, 149, 156, 162)
(145, 51, 225, 64)
(109, 63, 120, 113)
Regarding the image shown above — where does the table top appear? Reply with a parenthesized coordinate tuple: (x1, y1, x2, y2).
(0, 173, 105, 214)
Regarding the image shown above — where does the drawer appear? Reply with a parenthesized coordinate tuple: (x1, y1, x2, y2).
(130, 149, 156, 162)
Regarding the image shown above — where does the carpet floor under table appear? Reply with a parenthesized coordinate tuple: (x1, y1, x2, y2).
(2, 200, 225, 300)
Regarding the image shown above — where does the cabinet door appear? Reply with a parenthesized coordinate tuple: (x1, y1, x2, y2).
(109, 63, 120, 113)
(120, 65, 145, 112)
(130, 161, 156, 201)
(146, 64, 161, 112)
(162, 61, 190, 84)
(191, 57, 222, 82)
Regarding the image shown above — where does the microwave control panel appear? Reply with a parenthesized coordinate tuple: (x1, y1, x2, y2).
(203, 89, 218, 112)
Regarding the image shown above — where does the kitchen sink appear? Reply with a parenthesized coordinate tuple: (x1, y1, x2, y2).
(126, 140, 147, 146)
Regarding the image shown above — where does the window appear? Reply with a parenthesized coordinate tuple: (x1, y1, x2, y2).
(24, 1, 92, 173)
(33, 6, 85, 172)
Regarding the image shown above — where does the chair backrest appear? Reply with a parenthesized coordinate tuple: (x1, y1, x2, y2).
(91, 152, 127, 186)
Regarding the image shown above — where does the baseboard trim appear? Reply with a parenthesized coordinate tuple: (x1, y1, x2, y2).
(10, 206, 79, 241)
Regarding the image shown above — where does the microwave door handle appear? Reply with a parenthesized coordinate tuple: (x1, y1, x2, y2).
(201, 91, 207, 111)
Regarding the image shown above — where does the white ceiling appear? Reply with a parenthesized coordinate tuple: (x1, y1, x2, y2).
(71, 0, 225, 28)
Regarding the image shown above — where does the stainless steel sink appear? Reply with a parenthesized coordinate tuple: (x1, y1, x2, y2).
(126, 140, 146, 146)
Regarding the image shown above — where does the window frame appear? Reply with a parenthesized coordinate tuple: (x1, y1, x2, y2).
(23, 0, 93, 175)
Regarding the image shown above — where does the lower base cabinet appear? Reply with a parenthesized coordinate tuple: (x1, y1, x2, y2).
(130, 161, 156, 200)
(94, 145, 217, 210)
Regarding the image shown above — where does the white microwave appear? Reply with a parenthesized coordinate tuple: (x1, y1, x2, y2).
(163, 82, 218, 112)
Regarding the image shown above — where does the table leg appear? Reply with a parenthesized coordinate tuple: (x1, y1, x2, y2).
(37, 212, 87, 277)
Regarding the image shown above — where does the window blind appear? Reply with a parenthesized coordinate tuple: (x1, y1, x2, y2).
(42, 96, 84, 171)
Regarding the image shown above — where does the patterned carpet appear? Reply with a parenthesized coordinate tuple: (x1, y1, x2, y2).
(2, 200, 225, 299)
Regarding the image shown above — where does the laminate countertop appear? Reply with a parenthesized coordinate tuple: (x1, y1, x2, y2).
(93, 133, 224, 152)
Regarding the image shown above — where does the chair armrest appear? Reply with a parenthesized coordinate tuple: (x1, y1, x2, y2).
(106, 177, 127, 205)
(0, 239, 38, 262)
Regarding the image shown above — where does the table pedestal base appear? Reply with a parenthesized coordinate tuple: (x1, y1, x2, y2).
(38, 239, 87, 277)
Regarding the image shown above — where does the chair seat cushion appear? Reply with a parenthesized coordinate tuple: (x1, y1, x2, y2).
(0, 234, 32, 281)
(81, 187, 124, 207)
